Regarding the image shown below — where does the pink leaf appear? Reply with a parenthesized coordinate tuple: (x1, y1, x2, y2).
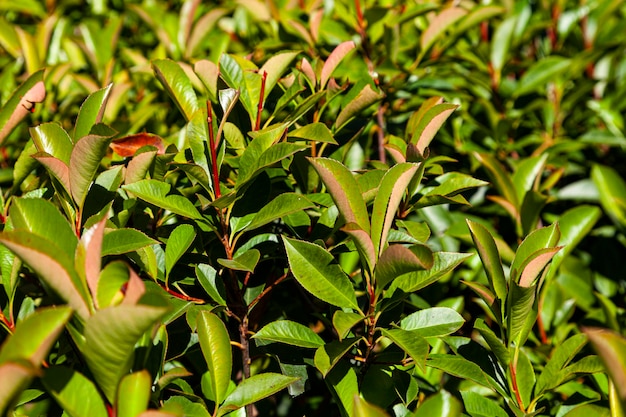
(320, 41, 356, 89)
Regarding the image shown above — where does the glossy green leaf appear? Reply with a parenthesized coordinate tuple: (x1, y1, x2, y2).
(218, 373, 298, 415)
(165, 224, 195, 279)
(427, 354, 495, 393)
(460, 390, 508, 417)
(217, 249, 260, 273)
(591, 164, 626, 227)
(467, 220, 507, 302)
(9, 197, 77, 260)
(123, 180, 202, 220)
(400, 307, 464, 337)
(0, 232, 91, 319)
(0, 243, 20, 305)
(236, 142, 307, 190)
(97, 261, 131, 308)
(513, 348, 535, 409)
(42, 366, 107, 417)
(0, 70, 45, 145)
(0, 306, 72, 365)
(535, 333, 588, 395)
(515, 56, 572, 97)
(473, 152, 519, 211)
(332, 311, 363, 341)
(70, 133, 115, 209)
(387, 252, 471, 295)
(375, 244, 433, 295)
(371, 163, 419, 257)
(153, 59, 199, 122)
(381, 328, 429, 371)
(73, 84, 112, 141)
(117, 371, 151, 417)
(353, 396, 389, 417)
(243, 193, 315, 232)
(325, 361, 358, 417)
(474, 318, 509, 366)
(283, 236, 359, 311)
(195, 264, 226, 306)
(335, 84, 384, 130)
(511, 154, 548, 206)
(320, 41, 355, 89)
(30, 122, 73, 165)
(413, 391, 462, 417)
(252, 320, 324, 348)
(507, 281, 536, 346)
(289, 122, 337, 144)
(32, 153, 71, 195)
(314, 338, 360, 377)
(102, 228, 159, 256)
(83, 305, 168, 403)
(197, 311, 232, 407)
(490, 16, 516, 85)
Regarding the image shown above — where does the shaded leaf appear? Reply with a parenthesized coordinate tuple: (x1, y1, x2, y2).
(314, 338, 360, 377)
(332, 311, 364, 341)
(591, 164, 626, 227)
(460, 390, 508, 417)
(195, 264, 226, 306)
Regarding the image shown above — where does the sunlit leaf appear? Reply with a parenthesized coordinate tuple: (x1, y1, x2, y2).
(320, 41, 355, 89)
(198, 311, 232, 407)
(0, 70, 45, 145)
(116, 371, 151, 417)
(110, 133, 165, 157)
(153, 59, 199, 122)
(400, 307, 464, 337)
(42, 366, 108, 417)
(73, 84, 112, 141)
(252, 320, 324, 348)
(218, 373, 298, 416)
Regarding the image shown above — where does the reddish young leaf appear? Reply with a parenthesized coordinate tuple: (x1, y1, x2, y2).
(110, 133, 166, 157)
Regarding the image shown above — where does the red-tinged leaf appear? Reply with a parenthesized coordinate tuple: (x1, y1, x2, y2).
(260, 50, 300, 99)
(320, 41, 355, 89)
(474, 152, 519, 210)
(518, 246, 562, 287)
(0, 362, 37, 416)
(187, 9, 228, 59)
(300, 57, 316, 88)
(411, 104, 458, 156)
(342, 223, 376, 275)
(583, 328, 626, 406)
(121, 266, 146, 305)
(125, 150, 157, 184)
(32, 153, 71, 195)
(462, 280, 496, 309)
(371, 163, 419, 256)
(76, 218, 107, 307)
(70, 133, 115, 210)
(420, 7, 468, 55)
(375, 244, 433, 295)
(0, 70, 45, 145)
(110, 133, 165, 157)
(466, 220, 507, 302)
(510, 223, 560, 281)
(308, 157, 370, 234)
(194, 59, 219, 100)
(30, 122, 74, 165)
(335, 84, 384, 130)
(487, 195, 519, 221)
(406, 97, 443, 141)
(0, 232, 91, 320)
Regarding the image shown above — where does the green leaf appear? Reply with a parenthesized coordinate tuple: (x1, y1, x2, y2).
(123, 179, 202, 220)
(413, 391, 462, 417)
(165, 224, 195, 279)
(70, 133, 115, 209)
(236, 142, 307, 190)
(427, 354, 495, 392)
(591, 164, 626, 228)
(420, 8, 467, 57)
(325, 361, 358, 417)
(243, 193, 315, 233)
(0, 306, 72, 365)
(42, 366, 107, 417)
(9, 197, 78, 260)
(32, 153, 71, 196)
(460, 390, 508, 417)
(535, 333, 588, 395)
(283, 236, 359, 311)
(117, 371, 151, 417)
(97, 261, 130, 308)
(73, 84, 112, 141)
(83, 305, 168, 403)
(400, 307, 464, 337)
(513, 349, 535, 409)
(195, 264, 226, 306)
(381, 328, 429, 371)
(0, 70, 45, 145)
(0, 362, 38, 417)
(197, 311, 232, 407)
(252, 320, 324, 348)
(30, 122, 74, 165)
(387, 252, 471, 295)
(490, 16, 516, 85)
(217, 249, 260, 273)
(320, 41, 355, 89)
(314, 338, 360, 377)
(375, 244, 433, 295)
(335, 84, 384, 130)
(510, 223, 560, 282)
(514, 56, 572, 97)
(0, 232, 91, 320)
(467, 220, 507, 303)
(153, 59, 199, 122)
(474, 319, 509, 366)
(332, 311, 364, 341)
(218, 373, 298, 415)
(353, 396, 390, 417)
(473, 152, 519, 212)
(511, 154, 548, 206)
(289, 122, 337, 144)
(371, 163, 419, 256)
(507, 281, 536, 346)
(102, 228, 159, 256)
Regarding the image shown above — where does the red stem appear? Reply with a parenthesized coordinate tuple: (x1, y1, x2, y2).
(510, 362, 525, 412)
(207, 102, 221, 198)
(255, 71, 267, 131)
